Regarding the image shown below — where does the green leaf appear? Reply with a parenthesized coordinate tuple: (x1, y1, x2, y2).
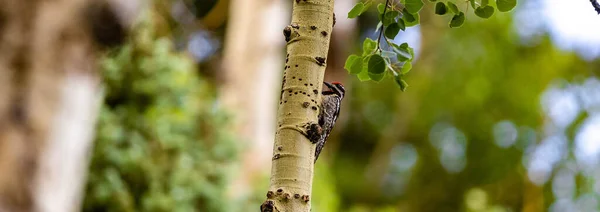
(362, 38, 377, 56)
(362, 2, 373, 13)
(385, 10, 399, 19)
(370, 62, 388, 82)
(435, 2, 448, 15)
(377, 3, 386, 14)
(367, 54, 386, 75)
(356, 56, 371, 81)
(397, 19, 406, 31)
(348, 2, 365, 18)
(402, 42, 415, 58)
(357, 70, 371, 81)
(375, 21, 383, 32)
(401, 62, 412, 74)
(447, 2, 459, 14)
(385, 22, 401, 39)
(392, 43, 412, 62)
(449, 12, 465, 28)
(402, 8, 420, 27)
(381, 50, 396, 58)
(405, 13, 420, 27)
(383, 11, 400, 26)
(405, 0, 424, 14)
(402, 8, 415, 22)
(468, 0, 476, 9)
(344, 54, 358, 70)
(369, 72, 385, 82)
(394, 76, 409, 91)
(496, 0, 516, 12)
(344, 54, 363, 74)
(481, 0, 489, 6)
(429, 0, 437, 2)
(475, 6, 495, 19)
(396, 50, 412, 62)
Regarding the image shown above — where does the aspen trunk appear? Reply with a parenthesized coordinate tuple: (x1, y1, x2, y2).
(261, 0, 335, 211)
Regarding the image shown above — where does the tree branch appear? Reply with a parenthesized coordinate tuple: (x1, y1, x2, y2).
(376, 0, 390, 52)
(591, 0, 600, 14)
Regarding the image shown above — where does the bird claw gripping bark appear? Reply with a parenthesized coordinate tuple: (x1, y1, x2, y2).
(260, 200, 279, 212)
(301, 122, 322, 144)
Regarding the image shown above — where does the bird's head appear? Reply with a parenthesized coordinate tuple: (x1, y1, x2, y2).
(323, 81, 345, 98)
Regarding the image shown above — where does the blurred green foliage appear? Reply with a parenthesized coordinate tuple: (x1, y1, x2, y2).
(83, 9, 239, 212)
(327, 3, 598, 211)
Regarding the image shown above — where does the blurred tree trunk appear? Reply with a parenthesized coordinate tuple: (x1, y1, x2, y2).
(260, 0, 335, 211)
(221, 0, 288, 198)
(0, 0, 137, 211)
(324, 0, 356, 83)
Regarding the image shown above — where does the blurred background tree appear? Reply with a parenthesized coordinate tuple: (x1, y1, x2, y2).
(83, 6, 239, 212)
(79, 0, 600, 211)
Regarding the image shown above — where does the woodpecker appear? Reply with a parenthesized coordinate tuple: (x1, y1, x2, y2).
(314, 81, 345, 163)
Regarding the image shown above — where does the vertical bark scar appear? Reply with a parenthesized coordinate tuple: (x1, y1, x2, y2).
(333, 13, 336, 27)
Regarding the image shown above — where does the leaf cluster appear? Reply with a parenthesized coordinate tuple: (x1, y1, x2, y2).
(433, 0, 516, 27)
(344, 38, 414, 91)
(345, 0, 517, 90)
(346, 1, 421, 91)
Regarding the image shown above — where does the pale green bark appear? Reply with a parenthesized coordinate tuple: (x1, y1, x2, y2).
(261, 0, 335, 211)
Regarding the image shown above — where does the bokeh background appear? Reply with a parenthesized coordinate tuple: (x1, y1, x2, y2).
(83, 0, 600, 211)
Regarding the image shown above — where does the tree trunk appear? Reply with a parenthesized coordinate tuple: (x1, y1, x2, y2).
(0, 0, 136, 211)
(221, 0, 289, 198)
(261, 0, 335, 211)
